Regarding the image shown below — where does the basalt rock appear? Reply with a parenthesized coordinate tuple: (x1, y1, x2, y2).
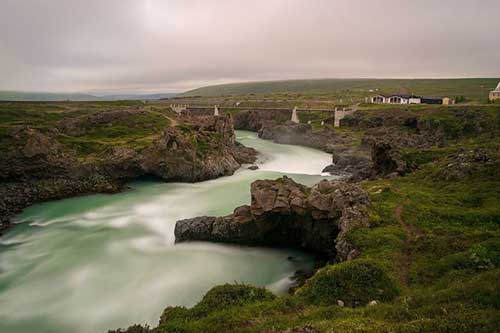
(361, 127, 444, 149)
(140, 126, 241, 182)
(322, 148, 373, 181)
(233, 110, 291, 132)
(258, 122, 352, 152)
(175, 176, 370, 261)
(370, 140, 408, 177)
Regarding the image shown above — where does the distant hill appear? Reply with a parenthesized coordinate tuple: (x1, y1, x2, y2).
(181, 78, 500, 101)
(0, 91, 177, 101)
(0, 91, 100, 101)
(97, 93, 178, 101)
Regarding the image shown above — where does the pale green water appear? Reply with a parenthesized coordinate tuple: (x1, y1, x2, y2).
(0, 131, 335, 333)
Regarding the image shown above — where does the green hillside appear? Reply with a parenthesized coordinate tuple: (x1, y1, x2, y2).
(182, 78, 500, 101)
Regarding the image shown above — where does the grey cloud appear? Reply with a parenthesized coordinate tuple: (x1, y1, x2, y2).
(1, 0, 499, 93)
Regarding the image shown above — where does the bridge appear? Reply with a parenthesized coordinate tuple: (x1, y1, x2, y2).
(170, 104, 358, 128)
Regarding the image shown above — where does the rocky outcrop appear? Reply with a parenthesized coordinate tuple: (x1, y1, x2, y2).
(361, 127, 444, 150)
(322, 148, 373, 181)
(0, 114, 256, 234)
(433, 148, 498, 181)
(370, 141, 408, 177)
(258, 122, 354, 152)
(233, 110, 291, 132)
(175, 176, 370, 261)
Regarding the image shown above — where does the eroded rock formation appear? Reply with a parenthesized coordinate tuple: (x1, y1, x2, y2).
(175, 176, 370, 261)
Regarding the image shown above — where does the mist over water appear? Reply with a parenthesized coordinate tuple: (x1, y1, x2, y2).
(0, 131, 335, 333)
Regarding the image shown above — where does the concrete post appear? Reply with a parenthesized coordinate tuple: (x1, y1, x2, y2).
(291, 106, 299, 123)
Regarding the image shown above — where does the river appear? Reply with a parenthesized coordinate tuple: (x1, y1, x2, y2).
(0, 130, 335, 333)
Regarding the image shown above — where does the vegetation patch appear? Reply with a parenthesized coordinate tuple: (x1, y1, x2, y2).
(296, 259, 399, 307)
(150, 284, 277, 332)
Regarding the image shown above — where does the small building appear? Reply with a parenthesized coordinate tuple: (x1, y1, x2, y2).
(489, 83, 500, 101)
(371, 94, 421, 105)
(421, 96, 444, 105)
(442, 97, 455, 105)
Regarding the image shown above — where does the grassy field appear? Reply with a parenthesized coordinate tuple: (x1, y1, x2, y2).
(180, 78, 500, 103)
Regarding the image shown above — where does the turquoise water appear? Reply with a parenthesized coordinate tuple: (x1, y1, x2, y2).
(0, 131, 335, 333)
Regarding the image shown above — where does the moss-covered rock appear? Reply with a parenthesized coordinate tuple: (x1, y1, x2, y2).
(297, 259, 399, 307)
(191, 284, 276, 318)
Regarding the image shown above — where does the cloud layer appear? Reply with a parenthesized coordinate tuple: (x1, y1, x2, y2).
(1, 0, 499, 93)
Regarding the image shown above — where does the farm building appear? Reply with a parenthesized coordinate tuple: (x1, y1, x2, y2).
(371, 94, 451, 105)
(489, 83, 500, 101)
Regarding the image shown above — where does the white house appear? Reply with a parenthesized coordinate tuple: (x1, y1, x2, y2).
(489, 83, 500, 101)
(371, 94, 421, 105)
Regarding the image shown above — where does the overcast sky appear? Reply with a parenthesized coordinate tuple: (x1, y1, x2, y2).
(1, 0, 499, 94)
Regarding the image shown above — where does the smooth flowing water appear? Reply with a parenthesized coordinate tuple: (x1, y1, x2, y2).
(0, 131, 335, 333)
